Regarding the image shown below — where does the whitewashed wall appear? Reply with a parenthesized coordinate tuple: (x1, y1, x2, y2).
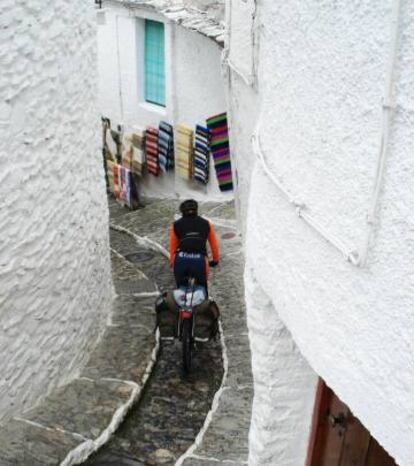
(0, 0, 112, 419)
(97, 5, 232, 201)
(245, 266, 317, 466)
(230, 0, 414, 464)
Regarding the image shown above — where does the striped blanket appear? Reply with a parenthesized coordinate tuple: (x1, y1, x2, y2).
(108, 162, 137, 208)
(121, 132, 134, 170)
(145, 126, 160, 176)
(158, 121, 174, 172)
(130, 126, 145, 177)
(206, 112, 233, 192)
(106, 159, 115, 193)
(193, 125, 210, 185)
(175, 124, 193, 180)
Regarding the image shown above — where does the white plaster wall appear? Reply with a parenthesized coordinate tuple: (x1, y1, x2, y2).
(97, 6, 174, 128)
(171, 26, 231, 201)
(226, 71, 258, 238)
(0, 0, 112, 419)
(227, 0, 255, 82)
(231, 0, 414, 464)
(245, 266, 318, 466)
(97, 5, 232, 201)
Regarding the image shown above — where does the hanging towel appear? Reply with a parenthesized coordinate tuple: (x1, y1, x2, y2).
(106, 159, 115, 193)
(121, 133, 134, 170)
(193, 124, 210, 185)
(130, 126, 145, 177)
(105, 128, 117, 161)
(110, 128, 123, 164)
(206, 112, 233, 192)
(145, 126, 160, 176)
(131, 146, 144, 176)
(111, 162, 136, 208)
(158, 121, 174, 172)
(113, 163, 121, 198)
(175, 124, 193, 180)
(131, 126, 146, 150)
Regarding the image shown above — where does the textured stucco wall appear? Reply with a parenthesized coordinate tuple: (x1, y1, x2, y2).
(245, 266, 317, 466)
(226, 71, 257, 238)
(230, 0, 414, 464)
(97, 5, 232, 201)
(0, 0, 112, 419)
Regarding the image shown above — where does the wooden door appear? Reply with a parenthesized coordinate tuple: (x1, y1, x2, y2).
(307, 380, 398, 466)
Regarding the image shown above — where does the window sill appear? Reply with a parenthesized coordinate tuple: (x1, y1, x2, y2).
(139, 101, 167, 116)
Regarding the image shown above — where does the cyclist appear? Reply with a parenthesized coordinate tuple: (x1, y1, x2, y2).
(169, 199, 219, 293)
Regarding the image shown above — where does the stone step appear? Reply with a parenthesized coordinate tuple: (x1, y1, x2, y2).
(83, 452, 146, 465)
(22, 378, 134, 441)
(111, 251, 158, 295)
(110, 295, 154, 328)
(81, 323, 155, 382)
(0, 234, 160, 465)
(0, 418, 82, 466)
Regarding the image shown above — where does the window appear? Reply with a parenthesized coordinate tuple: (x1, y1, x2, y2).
(144, 20, 165, 107)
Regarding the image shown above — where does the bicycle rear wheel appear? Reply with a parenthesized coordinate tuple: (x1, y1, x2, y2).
(182, 318, 193, 374)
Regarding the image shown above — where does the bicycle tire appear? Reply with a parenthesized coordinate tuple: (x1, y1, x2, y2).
(182, 318, 193, 374)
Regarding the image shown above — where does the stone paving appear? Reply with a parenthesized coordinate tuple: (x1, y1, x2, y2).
(84, 218, 224, 466)
(178, 202, 252, 466)
(0, 196, 252, 466)
(0, 199, 158, 466)
(90, 197, 253, 466)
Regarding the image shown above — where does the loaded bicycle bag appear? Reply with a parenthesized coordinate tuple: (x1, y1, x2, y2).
(155, 291, 179, 339)
(194, 300, 220, 341)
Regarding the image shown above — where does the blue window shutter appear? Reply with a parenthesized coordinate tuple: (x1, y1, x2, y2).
(144, 20, 166, 107)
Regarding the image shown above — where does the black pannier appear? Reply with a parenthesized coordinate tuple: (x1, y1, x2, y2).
(194, 300, 220, 341)
(155, 291, 179, 338)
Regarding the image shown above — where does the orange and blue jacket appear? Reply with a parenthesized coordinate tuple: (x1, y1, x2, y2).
(169, 215, 219, 267)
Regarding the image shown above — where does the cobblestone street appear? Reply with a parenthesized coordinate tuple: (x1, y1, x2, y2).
(82, 197, 252, 466)
(0, 197, 252, 466)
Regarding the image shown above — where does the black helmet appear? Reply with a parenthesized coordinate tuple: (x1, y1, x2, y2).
(180, 199, 198, 216)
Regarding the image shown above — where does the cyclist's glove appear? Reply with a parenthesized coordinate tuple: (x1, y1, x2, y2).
(209, 260, 219, 268)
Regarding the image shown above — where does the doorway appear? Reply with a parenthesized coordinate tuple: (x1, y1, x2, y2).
(306, 380, 398, 466)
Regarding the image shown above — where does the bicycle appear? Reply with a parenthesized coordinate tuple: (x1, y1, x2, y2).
(155, 277, 218, 375)
(176, 277, 204, 374)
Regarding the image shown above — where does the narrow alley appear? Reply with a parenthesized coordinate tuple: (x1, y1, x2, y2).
(3, 1, 414, 465)
(89, 197, 252, 465)
(0, 197, 252, 466)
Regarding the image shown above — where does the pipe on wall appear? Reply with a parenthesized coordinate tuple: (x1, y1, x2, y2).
(248, 0, 402, 268)
(358, 0, 401, 266)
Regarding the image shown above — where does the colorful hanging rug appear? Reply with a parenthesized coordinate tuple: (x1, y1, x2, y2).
(106, 159, 115, 193)
(158, 121, 174, 172)
(175, 124, 193, 179)
(110, 162, 137, 208)
(206, 112, 233, 192)
(131, 126, 146, 177)
(145, 126, 160, 176)
(121, 133, 134, 170)
(193, 124, 210, 185)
